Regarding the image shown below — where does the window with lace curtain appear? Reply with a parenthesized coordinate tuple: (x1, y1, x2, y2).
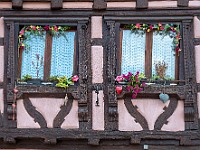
(119, 23, 181, 80)
(17, 25, 77, 81)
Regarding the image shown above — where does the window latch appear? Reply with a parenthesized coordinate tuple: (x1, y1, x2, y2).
(95, 85, 100, 106)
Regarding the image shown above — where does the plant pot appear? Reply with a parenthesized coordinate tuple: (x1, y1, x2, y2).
(27, 79, 41, 85)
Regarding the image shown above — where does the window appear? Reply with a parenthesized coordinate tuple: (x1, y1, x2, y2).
(119, 23, 181, 80)
(17, 25, 77, 82)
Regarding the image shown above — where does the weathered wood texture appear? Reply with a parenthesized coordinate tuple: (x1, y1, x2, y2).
(93, 0, 106, 10)
(51, 0, 63, 10)
(136, 0, 148, 9)
(12, 0, 23, 9)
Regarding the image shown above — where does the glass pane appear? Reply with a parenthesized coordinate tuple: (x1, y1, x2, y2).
(121, 30, 146, 74)
(152, 31, 176, 79)
(51, 32, 75, 77)
(21, 33, 46, 79)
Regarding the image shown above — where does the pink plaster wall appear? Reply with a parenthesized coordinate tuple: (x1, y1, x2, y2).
(92, 91, 104, 130)
(17, 99, 40, 128)
(0, 89, 3, 114)
(194, 16, 200, 38)
(0, 2, 12, 9)
(149, 1, 177, 8)
(91, 16, 102, 38)
(23, 2, 51, 9)
(132, 99, 170, 130)
(195, 45, 200, 83)
(61, 100, 79, 129)
(107, 2, 136, 8)
(118, 99, 142, 131)
(30, 98, 78, 128)
(161, 101, 184, 131)
(0, 46, 4, 82)
(189, 1, 200, 7)
(92, 46, 103, 83)
(118, 98, 184, 131)
(63, 2, 93, 8)
(198, 93, 200, 118)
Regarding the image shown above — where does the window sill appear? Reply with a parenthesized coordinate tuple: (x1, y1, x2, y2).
(116, 84, 185, 100)
(16, 84, 80, 99)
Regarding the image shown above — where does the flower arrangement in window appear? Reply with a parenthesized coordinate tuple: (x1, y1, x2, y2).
(55, 75, 79, 89)
(18, 25, 71, 51)
(115, 72, 146, 99)
(125, 23, 181, 55)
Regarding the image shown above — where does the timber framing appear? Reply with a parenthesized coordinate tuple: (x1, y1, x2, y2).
(0, 3, 200, 149)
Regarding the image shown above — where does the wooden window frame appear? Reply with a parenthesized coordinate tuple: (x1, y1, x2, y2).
(119, 26, 180, 80)
(17, 26, 78, 81)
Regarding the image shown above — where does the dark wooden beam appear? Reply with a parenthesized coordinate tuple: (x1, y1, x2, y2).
(0, 38, 3, 46)
(12, 0, 23, 9)
(194, 38, 200, 46)
(0, 82, 3, 88)
(91, 38, 102, 46)
(177, 0, 189, 7)
(51, 0, 63, 10)
(93, 0, 107, 10)
(136, 0, 148, 9)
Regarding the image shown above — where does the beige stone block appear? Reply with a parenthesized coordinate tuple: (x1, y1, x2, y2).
(161, 101, 184, 131)
(92, 46, 103, 83)
(195, 45, 200, 83)
(92, 91, 104, 130)
(149, 1, 177, 8)
(0, 2, 12, 9)
(91, 16, 102, 39)
(107, 2, 136, 8)
(23, 2, 51, 9)
(194, 16, 200, 38)
(63, 2, 93, 8)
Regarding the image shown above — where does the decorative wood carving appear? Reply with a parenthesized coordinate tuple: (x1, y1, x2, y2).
(124, 98, 149, 130)
(182, 20, 199, 130)
(154, 98, 178, 130)
(93, 0, 106, 10)
(51, 0, 63, 10)
(23, 96, 47, 128)
(53, 98, 73, 128)
(88, 138, 100, 145)
(3, 137, 16, 144)
(136, 0, 148, 9)
(12, 0, 23, 9)
(44, 138, 57, 145)
(177, 0, 189, 7)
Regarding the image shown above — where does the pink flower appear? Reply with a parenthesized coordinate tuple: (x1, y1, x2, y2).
(19, 30, 24, 35)
(32, 26, 36, 30)
(160, 26, 164, 30)
(72, 75, 79, 82)
(13, 88, 18, 93)
(54, 26, 58, 32)
(132, 93, 137, 99)
(116, 86, 122, 95)
(115, 76, 123, 82)
(135, 23, 141, 29)
(44, 25, 50, 31)
(149, 25, 153, 30)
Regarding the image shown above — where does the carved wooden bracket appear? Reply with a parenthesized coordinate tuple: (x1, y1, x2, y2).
(51, 0, 63, 10)
(12, 0, 23, 9)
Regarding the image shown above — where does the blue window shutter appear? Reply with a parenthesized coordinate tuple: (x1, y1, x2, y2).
(121, 30, 146, 74)
(50, 32, 75, 77)
(152, 32, 176, 79)
(21, 33, 46, 79)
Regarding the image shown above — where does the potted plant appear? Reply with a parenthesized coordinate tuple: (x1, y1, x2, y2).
(56, 75, 79, 89)
(27, 54, 43, 85)
(154, 61, 168, 84)
(115, 72, 146, 99)
(49, 75, 59, 86)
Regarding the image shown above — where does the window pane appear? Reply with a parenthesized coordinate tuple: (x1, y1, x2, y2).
(152, 31, 176, 79)
(121, 30, 146, 74)
(21, 34, 46, 79)
(51, 32, 75, 77)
